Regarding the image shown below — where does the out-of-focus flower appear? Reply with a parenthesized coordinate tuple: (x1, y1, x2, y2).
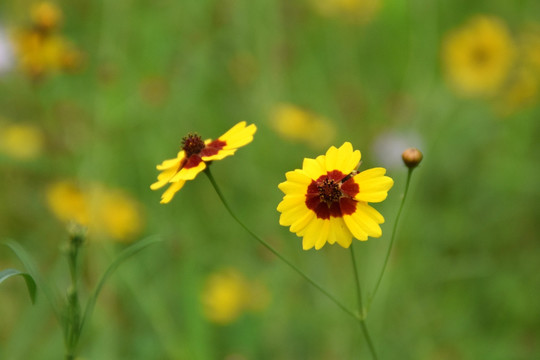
(46, 180, 90, 226)
(371, 130, 423, 170)
(13, 3, 82, 79)
(271, 103, 335, 149)
(0, 27, 15, 74)
(93, 188, 144, 243)
(0, 122, 44, 160)
(277, 142, 393, 250)
(151, 122, 257, 204)
(442, 16, 515, 98)
(312, 0, 381, 24)
(46, 181, 144, 242)
(201, 268, 270, 325)
(15, 30, 81, 78)
(31, 2, 62, 32)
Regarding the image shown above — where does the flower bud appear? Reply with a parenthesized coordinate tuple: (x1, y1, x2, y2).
(402, 148, 423, 168)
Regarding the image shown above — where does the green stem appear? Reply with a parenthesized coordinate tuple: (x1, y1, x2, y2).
(204, 168, 358, 321)
(350, 245, 378, 360)
(65, 238, 83, 359)
(369, 168, 414, 308)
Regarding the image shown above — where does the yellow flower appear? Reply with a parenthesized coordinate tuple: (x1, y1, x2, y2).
(0, 122, 44, 160)
(31, 2, 62, 32)
(277, 142, 393, 250)
(46, 181, 144, 242)
(15, 30, 74, 77)
(312, 0, 381, 24)
(94, 189, 144, 243)
(271, 103, 335, 149)
(151, 122, 257, 204)
(46, 180, 90, 225)
(442, 16, 515, 97)
(201, 269, 270, 325)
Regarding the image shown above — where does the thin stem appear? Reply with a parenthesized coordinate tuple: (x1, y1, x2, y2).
(350, 245, 378, 360)
(369, 168, 414, 308)
(204, 168, 359, 321)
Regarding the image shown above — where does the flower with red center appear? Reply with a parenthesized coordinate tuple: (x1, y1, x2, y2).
(277, 142, 394, 250)
(151, 121, 257, 203)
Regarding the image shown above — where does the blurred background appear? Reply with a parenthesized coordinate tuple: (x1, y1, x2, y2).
(1, 0, 539, 359)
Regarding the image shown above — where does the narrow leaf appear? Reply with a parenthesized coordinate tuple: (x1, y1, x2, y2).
(2, 239, 62, 319)
(0, 268, 37, 304)
(80, 235, 162, 333)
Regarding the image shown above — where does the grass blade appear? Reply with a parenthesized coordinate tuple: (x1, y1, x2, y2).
(0, 268, 37, 304)
(79, 235, 162, 333)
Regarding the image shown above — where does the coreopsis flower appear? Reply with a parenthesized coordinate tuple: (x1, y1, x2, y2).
(201, 268, 270, 325)
(46, 180, 144, 242)
(150, 122, 257, 204)
(271, 103, 335, 149)
(277, 142, 393, 250)
(442, 16, 515, 97)
(0, 122, 44, 160)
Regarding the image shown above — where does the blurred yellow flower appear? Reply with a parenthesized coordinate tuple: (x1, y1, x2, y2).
(46, 181, 144, 242)
(201, 269, 270, 325)
(15, 30, 80, 77)
(442, 16, 515, 97)
(31, 2, 62, 32)
(0, 122, 44, 160)
(271, 103, 335, 149)
(277, 142, 393, 250)
(46, 180, 90, 225)
(97, 189, 144, 243)
(151, 122, 257, 204)
(312, 0, 381, 24)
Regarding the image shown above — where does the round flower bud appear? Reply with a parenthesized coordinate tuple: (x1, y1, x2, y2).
(402, 148, 423, 168)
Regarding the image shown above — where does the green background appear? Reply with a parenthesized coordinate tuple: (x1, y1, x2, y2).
(1, 0, 539, 359)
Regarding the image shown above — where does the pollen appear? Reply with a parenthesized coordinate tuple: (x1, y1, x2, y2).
(317, 178, 342, 205)
(182, 134, 205, 157)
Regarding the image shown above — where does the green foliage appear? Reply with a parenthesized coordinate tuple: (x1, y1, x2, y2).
(0, 268, 36, 304)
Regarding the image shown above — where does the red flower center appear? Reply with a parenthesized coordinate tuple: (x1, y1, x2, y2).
(317, 178, 341, 205)
(182, 134, 205, 157)
(305, 170, 360, 219)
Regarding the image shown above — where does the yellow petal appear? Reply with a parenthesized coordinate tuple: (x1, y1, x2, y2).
(327, 217, 352, 248)
(302, 157, 325, 179)
(169, 161, 206, 182)
(160, 181, 186, 204)
(289, 210, 315, 234)
(277, 194, 305, 212)
(285, 169, 312, 184)
(156, 153, 183, 170)
(150, 167, 178, 190)
(336, 142, 361, 174)
(314, 220, 331, 250)
(343, 211, 369, 241)
(302, 218, 326, 250)
(324, 145, 339, 170)
(278, 180, 308, 196)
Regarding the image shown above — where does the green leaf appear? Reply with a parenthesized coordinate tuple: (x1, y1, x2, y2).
(0, 268, 37, 304)
(79, 235, 162, 333)
(2, 239, 62, 319)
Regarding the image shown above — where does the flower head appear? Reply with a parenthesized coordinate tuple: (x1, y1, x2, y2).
(151, 121, 257, 204)
(277, 142, 393, 250)
(442, 16, 515, 97)
(201, 268, 270, 325)
(271, 103, 335, 149)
